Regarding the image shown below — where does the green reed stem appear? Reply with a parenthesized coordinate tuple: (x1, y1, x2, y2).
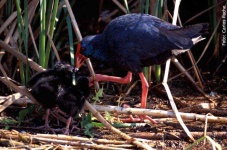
(39, 0, 46, 67)
(15, 0, 25, 85)
(123, 0, 130, 14)
(44, 0, 59, 68)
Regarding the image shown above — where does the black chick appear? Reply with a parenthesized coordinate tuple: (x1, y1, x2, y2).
(56, 76, 90, 134)
(27, 61, 74, 131)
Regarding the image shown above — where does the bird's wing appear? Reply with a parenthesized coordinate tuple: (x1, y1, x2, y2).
(107, 23, 176, 59)
(27, 69, 56, 87)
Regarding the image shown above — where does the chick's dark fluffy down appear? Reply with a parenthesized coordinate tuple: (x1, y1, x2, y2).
(56, 76, 90, 117)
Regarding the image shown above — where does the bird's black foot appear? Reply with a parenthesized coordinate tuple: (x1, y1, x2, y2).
(62, 127, 70, 135)
(61, 125, 80, 135)
(36, 125, 57, 134)
(61, 116, 75, 135)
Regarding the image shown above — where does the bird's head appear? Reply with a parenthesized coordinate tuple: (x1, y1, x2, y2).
(54, 61, 78, 73)
(75, 35, 100, 69)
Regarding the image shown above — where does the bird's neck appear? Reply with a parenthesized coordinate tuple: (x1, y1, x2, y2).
(91, 35, 110, 62)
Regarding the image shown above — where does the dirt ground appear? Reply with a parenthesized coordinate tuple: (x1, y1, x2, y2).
(0, 61, 226, 149)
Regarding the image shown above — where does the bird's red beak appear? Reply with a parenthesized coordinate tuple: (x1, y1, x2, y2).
(75, 43, 87, 69)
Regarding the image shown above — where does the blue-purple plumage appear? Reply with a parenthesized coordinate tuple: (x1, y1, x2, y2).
(80, 13, 208, 73)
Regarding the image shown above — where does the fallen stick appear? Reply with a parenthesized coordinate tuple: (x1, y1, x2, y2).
(0, 92, 23, 112)
(0, 138, 26, 147)
(33, 137, 130, 150)
(91, 105, 227, 124)
(36, 133, 129, 144)
(0, 77, 38, 105)
(0, 129, 135, 149)
(129, 131, 227, 140)
(85, 101, 154, 150)
(4, 92, 227, 124)
(179, 103, 227, 116)
(3, 92, 227, 124)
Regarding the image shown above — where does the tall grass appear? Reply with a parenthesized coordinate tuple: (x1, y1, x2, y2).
(64, 1, 76, 85)
(0, 0, 78, 85)
(39, 0, 46, 67)
(15, 0, 29, 85)
(44, 0, 60, 68)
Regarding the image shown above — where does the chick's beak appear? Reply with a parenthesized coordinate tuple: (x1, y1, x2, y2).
(69, 66, 79, 73)
(75, 43, 87, 69)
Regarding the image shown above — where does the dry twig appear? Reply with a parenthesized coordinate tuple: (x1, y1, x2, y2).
(92, 104, 227, 124)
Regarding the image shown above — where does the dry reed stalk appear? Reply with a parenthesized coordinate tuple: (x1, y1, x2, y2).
(0, 12, 17, 35)
(92, 104, 227, 124)
(85, 101, 155, 150)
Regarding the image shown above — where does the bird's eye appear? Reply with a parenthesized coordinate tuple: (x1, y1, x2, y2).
(81, 47, 85, 51)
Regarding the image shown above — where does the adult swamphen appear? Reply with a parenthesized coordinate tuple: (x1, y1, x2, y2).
(27, 61, 74, 131)
(76, 13, 208, 123)
(57, 76, 90, 134)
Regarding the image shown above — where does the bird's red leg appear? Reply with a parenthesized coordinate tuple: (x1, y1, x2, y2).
(138, 73, 156, 124)
(89, 71, 132, 87)
(89, 71, 156, 123)
(119, 73, 156, 124)
(139, 72, 148, 108)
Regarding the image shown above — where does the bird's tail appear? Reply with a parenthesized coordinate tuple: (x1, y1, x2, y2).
(170, 23, 209, 39)
(192, 35, 206, 45)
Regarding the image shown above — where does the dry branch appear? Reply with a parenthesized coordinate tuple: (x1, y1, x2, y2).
(36, 133, 128, 144)
(0, 12, 17, 35)
(0, 77, 38, 106)
(112, 0, 127, 13)
(0, 93, 23, 112)
(0, 0, 7, 9)
(129, 132, 227, 140)
(85, 101, 154, 150)
(179, 103, 227, 116)
(0, 139, 26, 147)
(162, 0, 195, 142)
(0, 40, 45, 72)
(33, 137, 129, 150)
(0, 129, 136, 149)
(92, 105, 227, 124)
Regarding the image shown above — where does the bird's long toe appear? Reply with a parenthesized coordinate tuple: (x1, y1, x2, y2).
(119, 115, 157, 124)
(139, 115, 157, 124)
(63, 127, 70, 135)
(36, 125, 57, 134)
